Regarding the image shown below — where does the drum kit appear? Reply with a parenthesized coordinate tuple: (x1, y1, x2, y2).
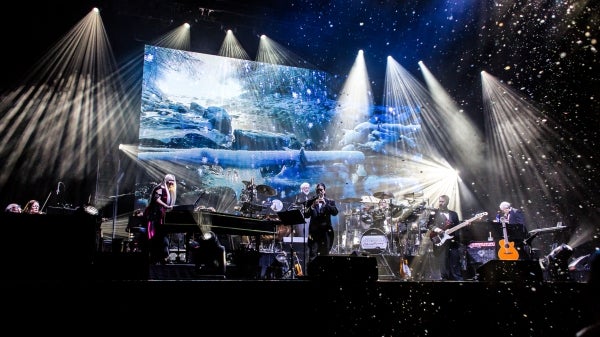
(238, 180, 282, 218)
(336, 191, 431, 257)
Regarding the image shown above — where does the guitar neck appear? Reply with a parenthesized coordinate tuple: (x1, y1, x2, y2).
(443, 212, 488, 235)
(502, 222, 509, 241)
(445, 220, 471, 235)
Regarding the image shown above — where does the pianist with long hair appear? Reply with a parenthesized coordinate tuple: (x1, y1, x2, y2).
(144, 173, 177, 265)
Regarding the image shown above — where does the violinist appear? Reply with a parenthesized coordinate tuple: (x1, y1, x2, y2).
(304, 183, 338, 264)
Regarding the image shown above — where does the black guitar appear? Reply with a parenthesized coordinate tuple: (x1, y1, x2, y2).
(429, 212, 488, 246)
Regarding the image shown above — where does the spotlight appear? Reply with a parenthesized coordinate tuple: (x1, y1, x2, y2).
(265, 252, 289, 279)
(190, 231, 226, 277)
(540, 243, 573, 281)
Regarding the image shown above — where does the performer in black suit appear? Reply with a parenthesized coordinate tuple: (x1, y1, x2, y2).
(496, 201, 526, 225)
(304, 182, 338, 263)
(426, 194, 464, 281)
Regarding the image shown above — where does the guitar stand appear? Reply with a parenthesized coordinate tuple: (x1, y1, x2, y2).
(276, 209, 306, 279)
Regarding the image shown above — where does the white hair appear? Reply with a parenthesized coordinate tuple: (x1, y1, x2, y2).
(499, 201, 511, 210)
(300, 182, 310, 189)
(163, 174, 177, 206)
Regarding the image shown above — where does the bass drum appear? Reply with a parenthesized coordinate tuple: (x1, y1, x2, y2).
(359, 228, 388, 253)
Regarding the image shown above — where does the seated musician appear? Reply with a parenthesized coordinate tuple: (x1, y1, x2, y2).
(23, 199, 43, 214)
(5, 203, 22, 213)
(371, 199, 389, 232)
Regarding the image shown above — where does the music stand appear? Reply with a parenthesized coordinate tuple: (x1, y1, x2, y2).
(277, 209, 306, 279)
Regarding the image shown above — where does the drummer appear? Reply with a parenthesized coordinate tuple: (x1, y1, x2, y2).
(371, 199, 390, 232)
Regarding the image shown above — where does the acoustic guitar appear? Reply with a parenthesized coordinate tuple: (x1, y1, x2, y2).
(498, 218, 519, 260)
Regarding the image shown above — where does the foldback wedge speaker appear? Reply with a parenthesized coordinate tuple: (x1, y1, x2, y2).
(307, 254, 378, 282)
(476, 260, 543, 283)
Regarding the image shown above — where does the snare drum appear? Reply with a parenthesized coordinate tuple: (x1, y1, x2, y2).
(359, 228, 388, 253)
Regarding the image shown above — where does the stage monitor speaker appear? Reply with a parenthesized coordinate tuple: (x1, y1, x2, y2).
(476, 260, 542, 283)
(307, 254, 378, 282)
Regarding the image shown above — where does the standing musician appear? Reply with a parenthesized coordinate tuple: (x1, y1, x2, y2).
(495, 201, 530, 260)
(304, 183, 339, 264)
(294, 182, 312, 239)
(144, 173, 177, 265)
(426, 194, 464, 281)
(496, 201, 526, 225)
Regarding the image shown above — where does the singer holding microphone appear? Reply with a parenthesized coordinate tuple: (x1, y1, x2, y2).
(304, 182, 338, 265)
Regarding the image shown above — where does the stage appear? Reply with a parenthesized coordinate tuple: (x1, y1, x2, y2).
(1, 212, 595, 336)
(5, 272, 592, 337)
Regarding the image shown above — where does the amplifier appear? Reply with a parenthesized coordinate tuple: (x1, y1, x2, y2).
(467, 241, 496, 264)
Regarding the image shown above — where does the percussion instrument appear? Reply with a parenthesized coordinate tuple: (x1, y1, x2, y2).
(360, 228, 388, 253)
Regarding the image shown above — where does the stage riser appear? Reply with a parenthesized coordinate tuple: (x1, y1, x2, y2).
(307, 255, 379, 282)
(476, 260, 543, 282)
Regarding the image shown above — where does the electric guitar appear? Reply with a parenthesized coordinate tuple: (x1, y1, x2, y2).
(430, 212, 488, 246)
(498, 219, 519, 260)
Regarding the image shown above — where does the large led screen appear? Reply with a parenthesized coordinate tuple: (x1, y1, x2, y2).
(137, 45, 427, 231)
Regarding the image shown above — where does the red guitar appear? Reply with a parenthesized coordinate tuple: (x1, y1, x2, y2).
(430, 212, 488, 246)
(498, 218, 519, 260)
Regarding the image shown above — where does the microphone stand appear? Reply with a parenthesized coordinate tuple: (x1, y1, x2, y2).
(389, 199, 396, 255)
(40, 191, 52, 214)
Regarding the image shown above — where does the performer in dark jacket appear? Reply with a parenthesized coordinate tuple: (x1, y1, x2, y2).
(496, 201, 526, 225)
(495, 201, 529, 260)
(426, 194, 463, 281)
(304, 182, 338, 263)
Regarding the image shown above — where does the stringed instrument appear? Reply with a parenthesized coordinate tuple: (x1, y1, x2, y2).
(430, 212, 488, 246)
(498, 217, 519, 260)
(293, 252, 303, 276)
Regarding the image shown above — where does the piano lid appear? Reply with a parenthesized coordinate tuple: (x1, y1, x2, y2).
(164, 209, 281, 236)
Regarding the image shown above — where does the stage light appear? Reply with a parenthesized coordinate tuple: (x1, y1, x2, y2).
(540, 243, 573, 281)
(190, 231, 226, 276)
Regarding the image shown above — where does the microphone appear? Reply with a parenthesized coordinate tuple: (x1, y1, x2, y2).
(56, 182, 62, 195)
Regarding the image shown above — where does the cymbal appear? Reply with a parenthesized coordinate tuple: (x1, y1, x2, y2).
(403, 191, 424, 198)
(373, 191, 394, 199)
(340, 197, 362, 203)
(361, 195, 380, 204)
(255, 184, 276, 196)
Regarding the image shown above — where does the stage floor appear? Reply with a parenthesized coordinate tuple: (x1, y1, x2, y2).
(4, 252, 594, 337)
(5, 275, 593, 337)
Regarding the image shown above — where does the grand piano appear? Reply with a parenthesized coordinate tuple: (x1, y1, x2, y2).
(163, 206, 282, 246)
(165, 207, 281, 233)
(162, 207, 285, 277)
